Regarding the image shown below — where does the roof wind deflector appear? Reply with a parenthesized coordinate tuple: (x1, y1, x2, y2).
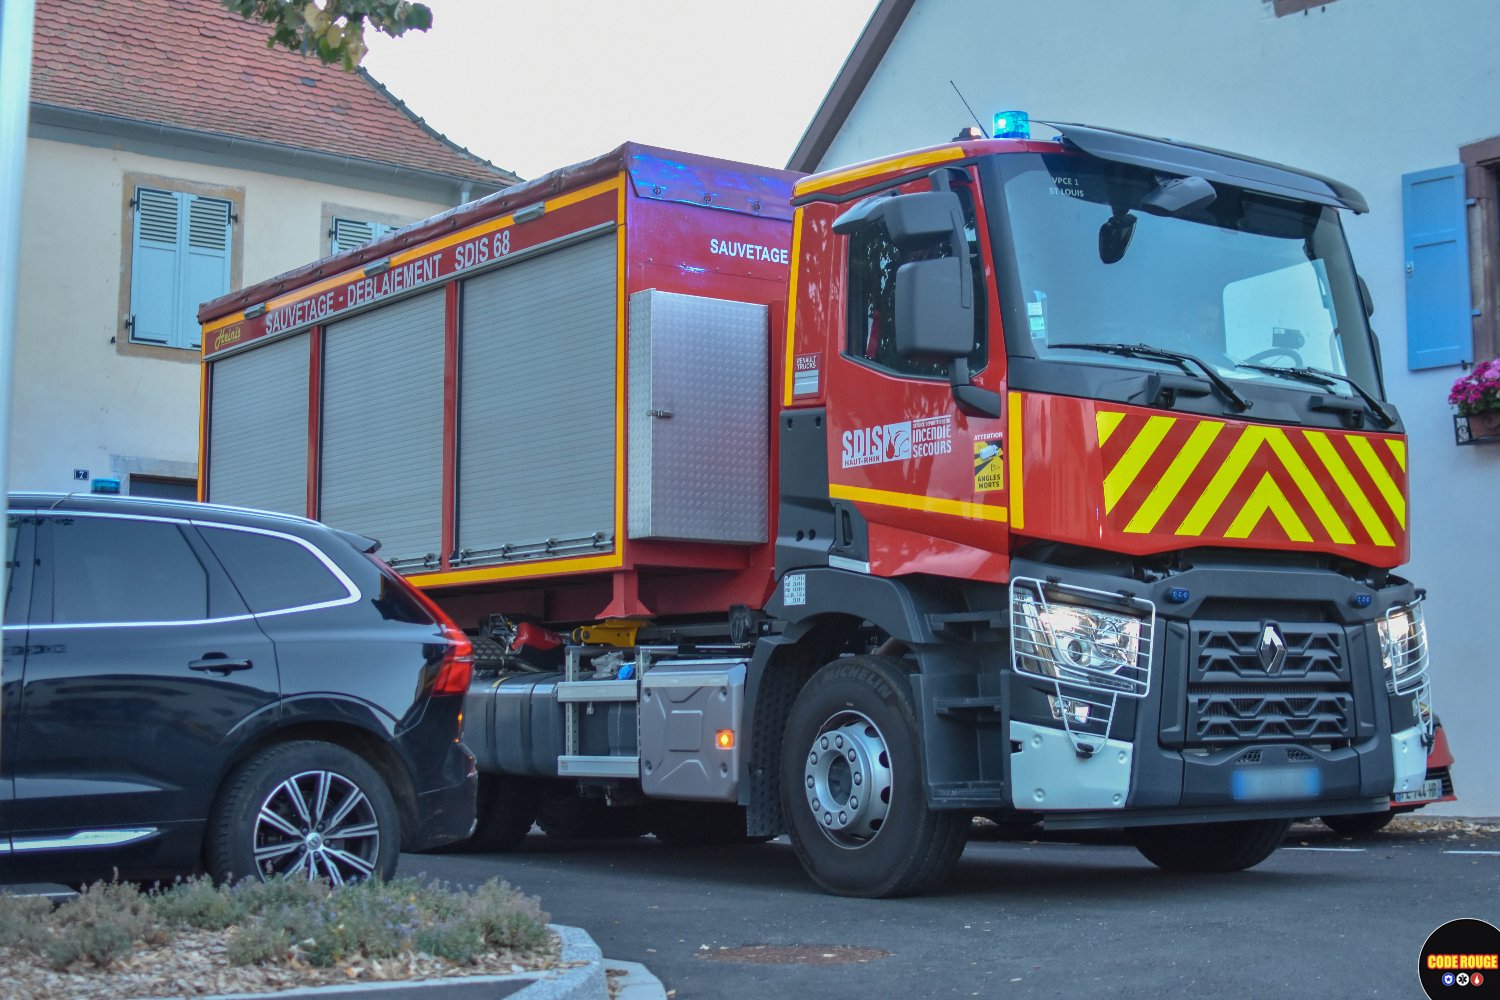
(1044, 122, 1369, 214)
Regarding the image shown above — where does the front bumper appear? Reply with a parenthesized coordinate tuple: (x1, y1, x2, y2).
(1006, 556, 1420, 826)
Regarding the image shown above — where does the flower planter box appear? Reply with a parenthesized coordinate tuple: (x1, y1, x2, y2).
(1453, 411, 1500, 445)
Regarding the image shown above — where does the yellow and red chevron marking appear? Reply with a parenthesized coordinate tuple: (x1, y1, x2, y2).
(1097, 410, 1407, 549)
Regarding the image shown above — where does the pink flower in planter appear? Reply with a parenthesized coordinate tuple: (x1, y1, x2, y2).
(1450, 359, 1500, 415)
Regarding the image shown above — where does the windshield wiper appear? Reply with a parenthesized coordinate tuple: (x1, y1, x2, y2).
(1235, 363, 1394, 428)
(1049, 342, 1250, 412)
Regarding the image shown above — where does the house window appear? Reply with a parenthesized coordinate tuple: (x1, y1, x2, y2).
(330, 217, 394, 254)
(844, 183, 986, 379)
(1461, 137, 1500, 363)
(128, 187, 233, 351)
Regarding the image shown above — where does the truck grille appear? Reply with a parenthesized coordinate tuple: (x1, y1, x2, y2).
(1188, 685, 1354, 743)
(1184, 623, 1355, 746)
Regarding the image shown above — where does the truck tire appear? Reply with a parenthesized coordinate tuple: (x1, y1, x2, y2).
(1131, 818, 1290, 873)
(1321, 810, 1395, 836)
(536, 785, 650, 840)
(780, 654, 969, 898)
(206, 740, 400, 884)
(465, 774, 543, 851)
(649, 802, 752, 847)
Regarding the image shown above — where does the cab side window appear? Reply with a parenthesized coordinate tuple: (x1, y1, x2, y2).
(845, 183, 987, 378)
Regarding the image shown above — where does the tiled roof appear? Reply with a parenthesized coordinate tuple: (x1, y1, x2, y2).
(31, 0, 518, 187)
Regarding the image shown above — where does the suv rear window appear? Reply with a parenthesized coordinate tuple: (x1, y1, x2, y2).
(52, 516, 209, 624)
(200, 526, 351, 614)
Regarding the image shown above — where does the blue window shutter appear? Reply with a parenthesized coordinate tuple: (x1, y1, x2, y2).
(129, 188, 180, 346)
(1402, 165, 1472, 369)
(129, 188, 232, 350)
(179, 195, 233, 350)
(331, 217, 393, 254)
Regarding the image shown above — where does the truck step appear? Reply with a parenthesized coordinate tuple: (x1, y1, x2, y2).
(933, 696, 1005, 719)
(556, 680, 639, 703)
(558, 755, 640, 778)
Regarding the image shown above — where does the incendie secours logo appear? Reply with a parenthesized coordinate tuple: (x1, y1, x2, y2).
(1420, 918, 1500, 997)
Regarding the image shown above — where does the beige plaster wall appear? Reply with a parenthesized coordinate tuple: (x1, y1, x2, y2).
(7, 135, 453, 493)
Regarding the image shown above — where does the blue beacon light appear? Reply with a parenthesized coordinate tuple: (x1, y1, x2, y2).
(992, 110, 1031, 140)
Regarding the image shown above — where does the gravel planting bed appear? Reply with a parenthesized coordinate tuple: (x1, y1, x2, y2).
(0, 876, 562, 1000)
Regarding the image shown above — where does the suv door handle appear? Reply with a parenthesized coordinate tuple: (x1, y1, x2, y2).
(189, 655, 253, 674)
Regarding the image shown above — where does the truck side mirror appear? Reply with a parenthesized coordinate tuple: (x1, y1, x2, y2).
(893, 259, 1000, 418)
(1357, 274, 1375, 318)
(894, 258, 972, 358)
(832, 190, 962, 243)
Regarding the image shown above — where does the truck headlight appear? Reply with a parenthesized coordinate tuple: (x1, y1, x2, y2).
(1010, 580, 1153, 697)
(1378, 600, 1428, 695)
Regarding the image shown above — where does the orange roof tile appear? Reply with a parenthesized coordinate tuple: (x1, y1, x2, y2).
(31, 0, 518, 187)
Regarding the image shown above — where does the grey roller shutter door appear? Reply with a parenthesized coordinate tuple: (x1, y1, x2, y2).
(208, 334, 308, 514)
(457, 235, 617, 564)
(321, 291, 444, 568)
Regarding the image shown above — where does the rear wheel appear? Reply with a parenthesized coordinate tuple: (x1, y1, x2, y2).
(780, 654, 969, 898)
(207, 741, 400, 884)
(536, 785, 649, 840)
(649, 802, 751, 846)
(1321, 810, 1395, 836)
(1131, 818, 1290, 873)
(465, 774, 543, 851)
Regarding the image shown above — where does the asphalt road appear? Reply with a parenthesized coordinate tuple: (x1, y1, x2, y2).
(400, 821, 1499, 1000)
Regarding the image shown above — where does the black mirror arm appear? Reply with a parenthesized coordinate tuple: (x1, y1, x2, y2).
(928, 167, 974, 309)
(949, 356, 1001, 418)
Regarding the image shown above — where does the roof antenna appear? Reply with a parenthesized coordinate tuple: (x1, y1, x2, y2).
(949, 80, 987, 140)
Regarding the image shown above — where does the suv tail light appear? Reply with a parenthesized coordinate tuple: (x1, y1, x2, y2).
(431, 623, 474, 695)
(364, 553, 473, 696)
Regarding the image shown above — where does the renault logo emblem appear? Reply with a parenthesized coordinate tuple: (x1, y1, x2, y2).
(1258, 624, 1288, 675)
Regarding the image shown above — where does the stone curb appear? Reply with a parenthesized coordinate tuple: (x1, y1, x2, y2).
(511, 924, 606, 1000)
(173, 924, 609, 1000)
(602, 960, 668, 1000)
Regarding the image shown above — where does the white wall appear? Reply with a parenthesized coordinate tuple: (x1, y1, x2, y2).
(8, 136, 453, 494)
(822, 0, 1500, 816)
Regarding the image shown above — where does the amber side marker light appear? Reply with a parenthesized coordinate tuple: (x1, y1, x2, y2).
(715, 730, 735, 750)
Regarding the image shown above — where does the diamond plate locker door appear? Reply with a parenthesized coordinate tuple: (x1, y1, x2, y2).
(627, 290, 769, 543)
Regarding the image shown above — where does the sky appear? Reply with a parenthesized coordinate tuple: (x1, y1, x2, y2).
(363, 0, 881, 181)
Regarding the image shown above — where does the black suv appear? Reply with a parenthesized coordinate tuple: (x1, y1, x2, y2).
(1, 493, 476, 884)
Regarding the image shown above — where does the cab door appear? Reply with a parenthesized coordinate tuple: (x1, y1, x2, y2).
(825, 169, 1010, 580)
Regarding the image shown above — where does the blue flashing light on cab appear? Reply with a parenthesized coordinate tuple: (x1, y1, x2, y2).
(992, 110, 1031, 140)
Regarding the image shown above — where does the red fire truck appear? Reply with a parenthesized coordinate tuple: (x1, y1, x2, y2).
(198, 121, 1436, 897)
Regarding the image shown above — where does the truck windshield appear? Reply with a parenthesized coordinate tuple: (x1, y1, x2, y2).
(992, 153, 1382, 399)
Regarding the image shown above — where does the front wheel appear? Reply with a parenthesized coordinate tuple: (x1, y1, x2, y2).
(1131, 818, 1290, 873)
(1321, 810, 1395, 836)
(780, 655, 968, 898)
(206, 741, 401, 884)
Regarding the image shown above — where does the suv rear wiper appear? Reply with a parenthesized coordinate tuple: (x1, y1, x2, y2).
(1049, 342, 1250, 412)
(1235, 363, 1394, 428)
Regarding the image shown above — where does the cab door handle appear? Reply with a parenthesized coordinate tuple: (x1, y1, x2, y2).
(189, 655, 253, 674)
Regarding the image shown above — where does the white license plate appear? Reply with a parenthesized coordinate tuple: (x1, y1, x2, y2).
(1232, 766, 1321, 801)
(1394, 778, 1443, 804)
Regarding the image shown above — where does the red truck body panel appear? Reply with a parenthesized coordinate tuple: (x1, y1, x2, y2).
(199, 145, 801, 627)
